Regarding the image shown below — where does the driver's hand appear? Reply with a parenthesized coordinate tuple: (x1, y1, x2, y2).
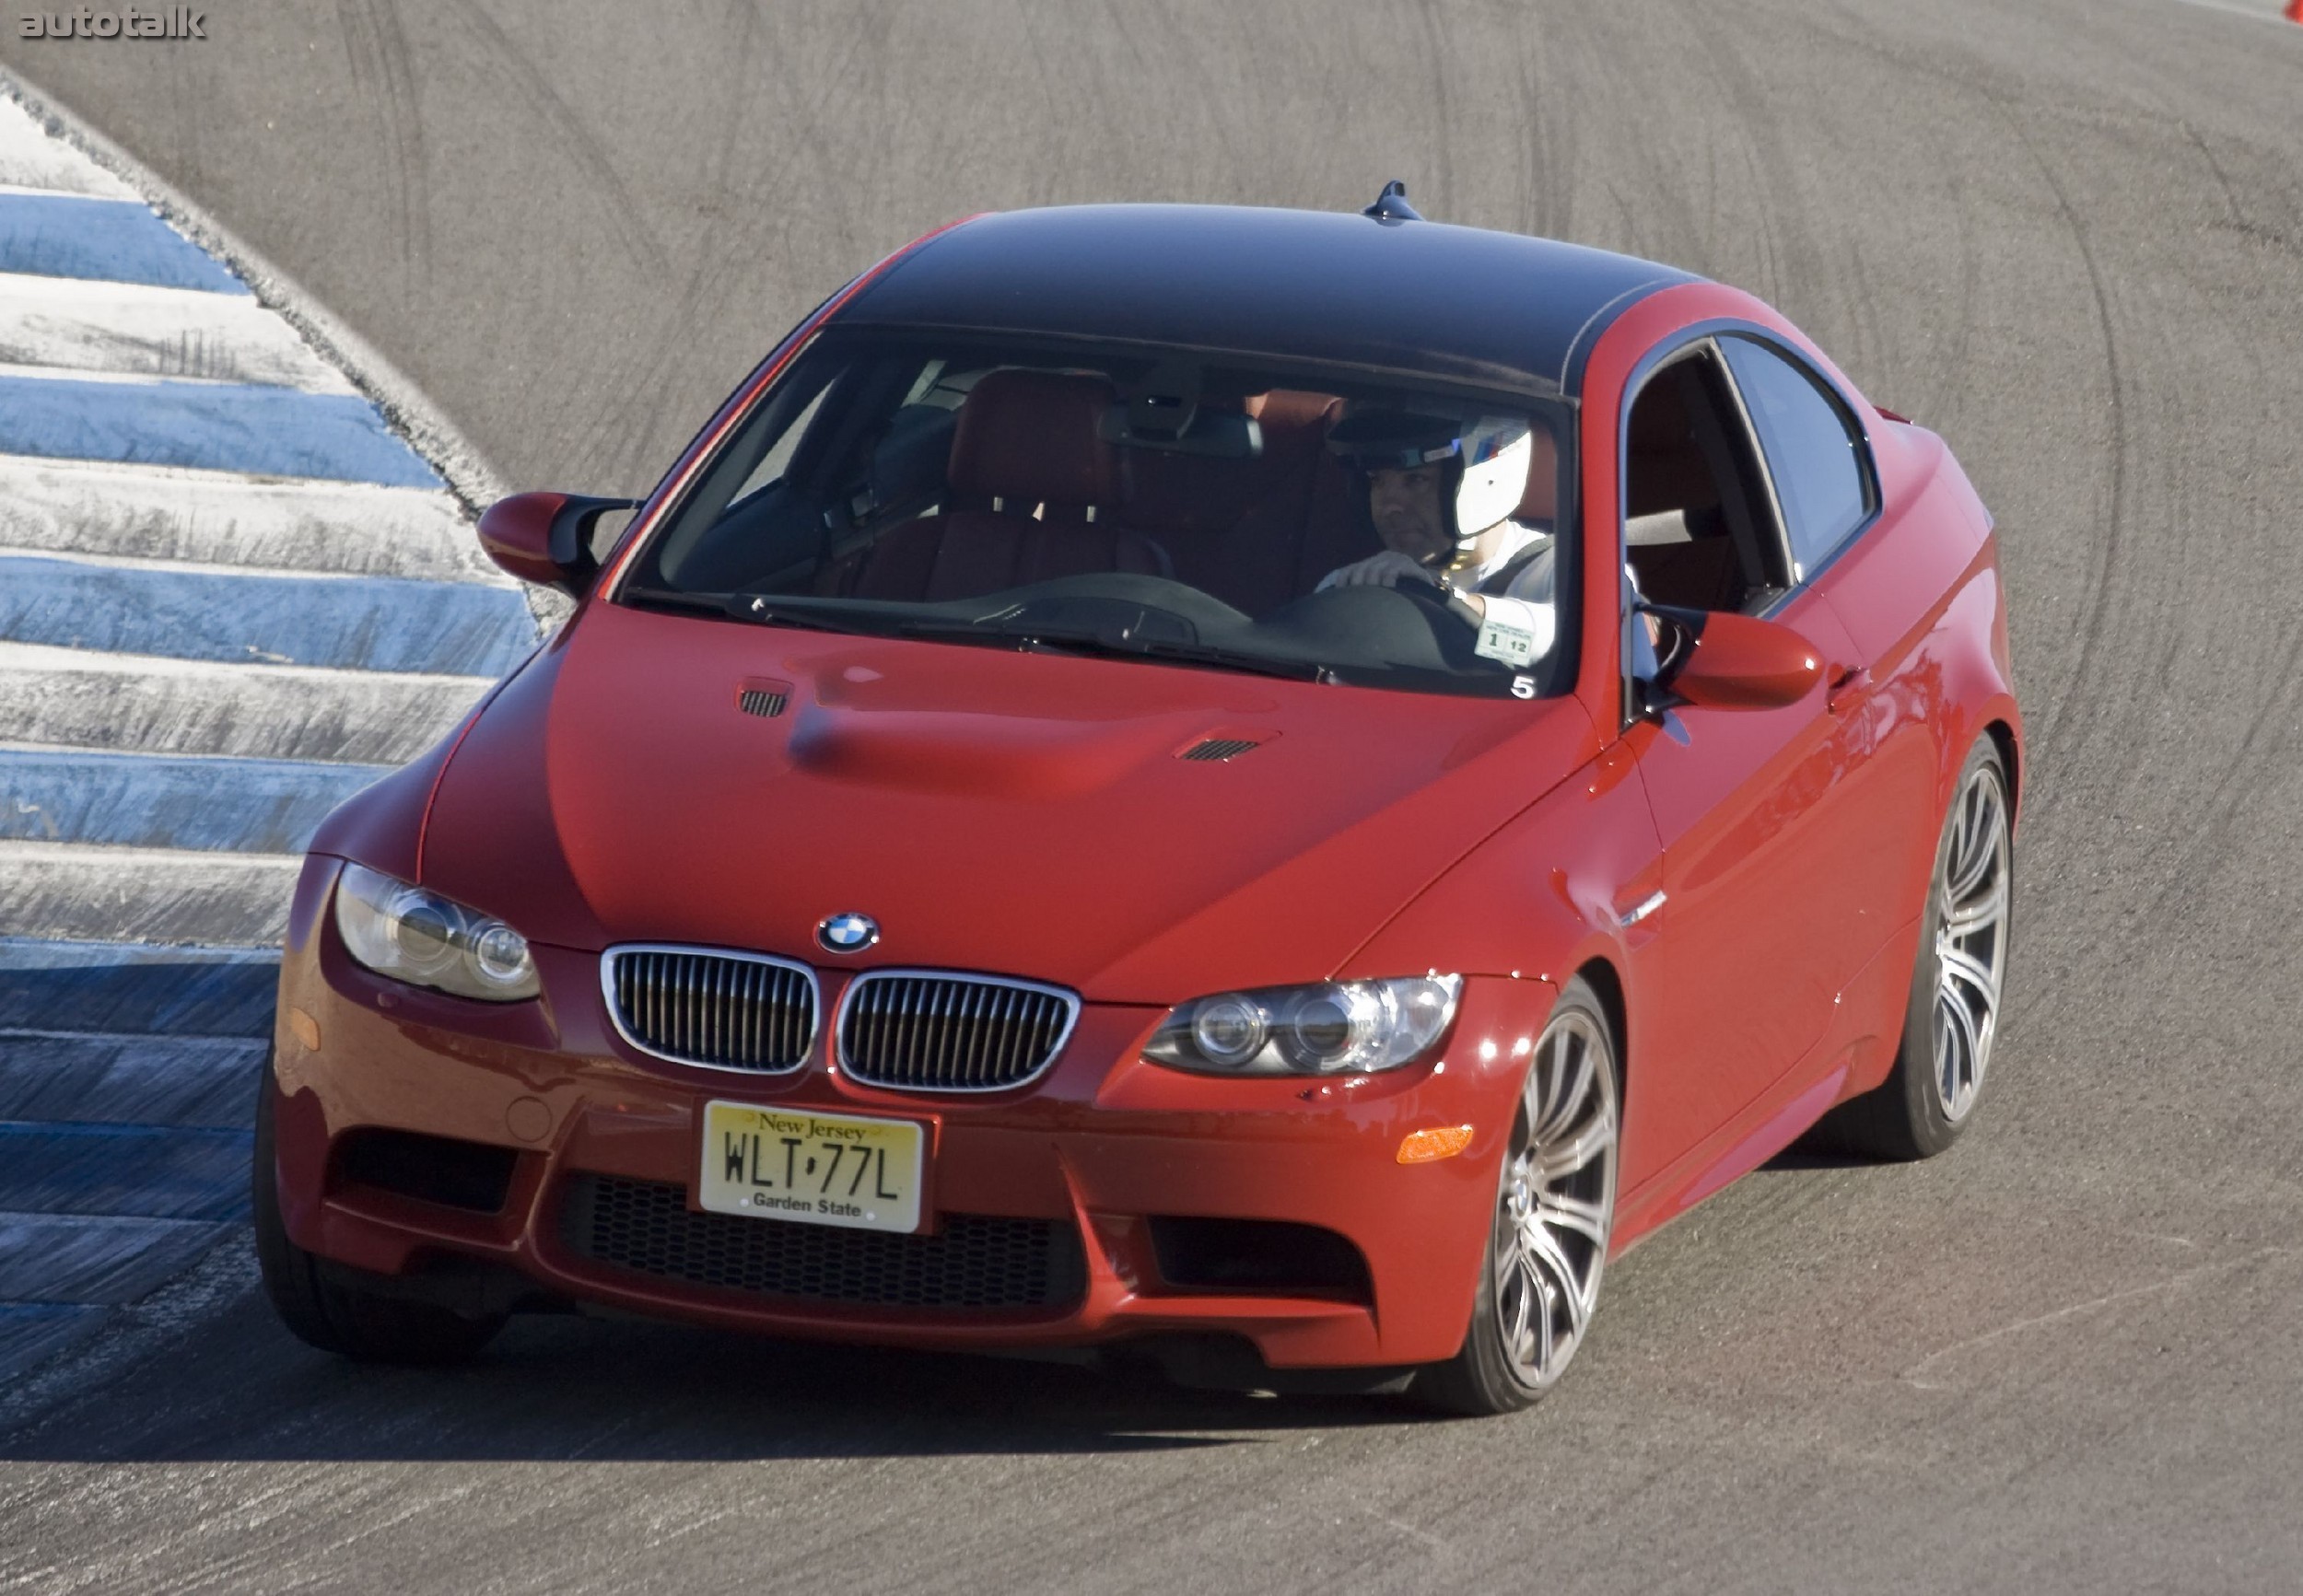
(1317, 550, 1443, 591)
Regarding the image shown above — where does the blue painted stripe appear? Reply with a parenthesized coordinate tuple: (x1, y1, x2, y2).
(0, 1121, 250, 1222)
(0, 1212, 231, 1304)
(0, 1300, 107, 1383)
(0, 554, 534, 676)
(0, 375, 440, 486)
(0, 192, 248, 294)
(0, 1031, 264, 1128)
(0, 745, 391, 853)
(0, 938, 277, 1037)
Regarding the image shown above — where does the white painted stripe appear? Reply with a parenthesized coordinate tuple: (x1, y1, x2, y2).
(0, 640, 492, 763)
(0, 277, 354, 390)
(0, 540, 504, 586)
(0, 99, 134, 201)
(0, 357, 313, 390)
(0, 839, 299, 946)
(0, 637, 495, 688)
(0, 455, 490, 580)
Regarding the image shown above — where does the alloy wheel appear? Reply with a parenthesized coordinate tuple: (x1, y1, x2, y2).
(1491, 1008, 1619, 1392)
(1933, 763, 2010, 1123)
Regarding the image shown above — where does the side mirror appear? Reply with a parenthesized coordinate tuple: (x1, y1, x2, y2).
(1647, 607, 1824, 711)
(475, 492, 637, 597)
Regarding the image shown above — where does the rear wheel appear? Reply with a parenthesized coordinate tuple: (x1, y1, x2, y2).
(1811, 739, 2012, 1160)
(1417, 979, 1619, 1416)
(251, 1066, 506, 1364)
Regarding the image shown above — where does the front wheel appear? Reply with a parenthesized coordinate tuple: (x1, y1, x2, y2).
(1417, 979, 1620, 1416)
(251, 1066, 507, 1365)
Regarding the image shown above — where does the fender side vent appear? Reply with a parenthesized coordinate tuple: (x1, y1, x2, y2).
(1181, 738, 1260, 763)
(737, 688, 789, 718)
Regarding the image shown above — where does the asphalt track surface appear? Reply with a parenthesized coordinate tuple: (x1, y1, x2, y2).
(4, 1, 2303, 1590)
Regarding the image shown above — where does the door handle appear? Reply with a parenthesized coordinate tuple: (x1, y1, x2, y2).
(1828, 666, 1872, 714)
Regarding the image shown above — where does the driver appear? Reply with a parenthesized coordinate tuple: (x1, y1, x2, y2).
(1316, 410, 1556, 668)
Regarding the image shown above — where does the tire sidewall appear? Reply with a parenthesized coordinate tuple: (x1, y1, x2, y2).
(1422, 977, 1618, 1415)
(1896, 738, 2012, 1155)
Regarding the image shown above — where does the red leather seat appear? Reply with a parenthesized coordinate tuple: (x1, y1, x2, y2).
(1118, 389, 1341, 615)
(1625, 507, 1744, 610)
(846, 370, 1169, 602)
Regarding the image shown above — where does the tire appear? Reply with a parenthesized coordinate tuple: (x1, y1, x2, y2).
(251, 1065, 506, 1364)
(1417, 978, 1620, 1416)
(1809, 738, 2013, 1161)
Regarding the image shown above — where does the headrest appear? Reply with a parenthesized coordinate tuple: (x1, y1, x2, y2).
(1245, 389, 1342, 433)
(948, 369, 1116, 508)
(1515, 424, 1560, 522)
(1116, 403, 1249, 534)
(1626, 508, 1692, 546)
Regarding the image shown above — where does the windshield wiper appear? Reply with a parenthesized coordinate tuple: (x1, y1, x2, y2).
(623, 592, 1334, 680)
(623, 587, 880, 635)
(896, 620, 1335, 682)
(620, 585, 727, 616)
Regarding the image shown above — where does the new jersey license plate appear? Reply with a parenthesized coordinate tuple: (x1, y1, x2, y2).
(698, 1101, 924, 1234)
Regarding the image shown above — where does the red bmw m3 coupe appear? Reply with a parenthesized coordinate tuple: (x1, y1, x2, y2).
(255, 191, 2020, 1414)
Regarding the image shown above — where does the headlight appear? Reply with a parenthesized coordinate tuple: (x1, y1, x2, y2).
(1144, 974, 1462, 1077)
(333, 862, 540, 1002)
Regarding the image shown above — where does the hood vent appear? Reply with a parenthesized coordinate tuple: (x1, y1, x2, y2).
(1181, 737, 1263, 763)
(736, 681, 790, 718)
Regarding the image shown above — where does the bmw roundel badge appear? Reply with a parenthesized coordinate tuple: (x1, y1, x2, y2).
(816, 913, 880, 954)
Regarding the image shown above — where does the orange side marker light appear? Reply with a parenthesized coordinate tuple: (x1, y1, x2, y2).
(1397, 1124, 1474, 1164)
(286, 1007, 321, 1052)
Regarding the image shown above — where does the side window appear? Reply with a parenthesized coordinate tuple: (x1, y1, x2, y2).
(1619, 346, 1791, 615)
(1719, 337, 1874, 579)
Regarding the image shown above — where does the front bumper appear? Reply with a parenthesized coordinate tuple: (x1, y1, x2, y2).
(269, 858, 1555, 1369)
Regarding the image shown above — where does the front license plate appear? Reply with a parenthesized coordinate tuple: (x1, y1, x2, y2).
(698, 1101, 924, 1234)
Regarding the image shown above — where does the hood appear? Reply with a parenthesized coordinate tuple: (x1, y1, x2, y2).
(417, 600, 1598, 1004)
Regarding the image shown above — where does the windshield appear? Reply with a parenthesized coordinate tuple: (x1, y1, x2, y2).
(618, 332, 1578, 699)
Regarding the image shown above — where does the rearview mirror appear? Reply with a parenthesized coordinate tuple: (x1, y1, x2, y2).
(475, 492, 638, 597)
(1648, 607, 1824, 711)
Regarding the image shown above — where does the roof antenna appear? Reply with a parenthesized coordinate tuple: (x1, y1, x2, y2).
(1362, 180, 1423, 224)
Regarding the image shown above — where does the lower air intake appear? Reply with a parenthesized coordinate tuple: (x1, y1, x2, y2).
(559, 1175, 1087, 1311)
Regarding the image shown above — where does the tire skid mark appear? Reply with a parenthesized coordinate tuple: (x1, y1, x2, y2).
(333, 0, 431, 285)
(439, 0, 670, 280)
(1900, 1246, 2296, 1391)
(1983, 99, 2129, 779)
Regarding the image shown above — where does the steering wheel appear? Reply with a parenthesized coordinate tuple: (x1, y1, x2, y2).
(1389, 575, 1483, 629)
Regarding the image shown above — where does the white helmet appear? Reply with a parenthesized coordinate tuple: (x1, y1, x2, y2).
(1453, 415, 1535, 546)
(1327, 410, 1534, 553)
